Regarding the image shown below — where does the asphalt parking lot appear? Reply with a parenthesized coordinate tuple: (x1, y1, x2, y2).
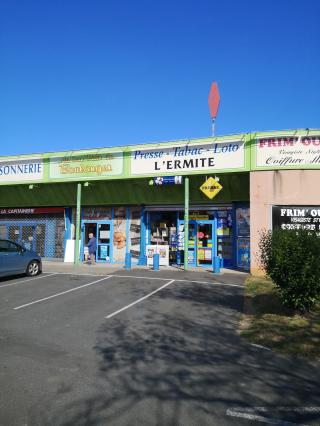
(0, 268, 320, 426)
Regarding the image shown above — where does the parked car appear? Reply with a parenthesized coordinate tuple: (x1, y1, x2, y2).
(0, 239, 42, 278)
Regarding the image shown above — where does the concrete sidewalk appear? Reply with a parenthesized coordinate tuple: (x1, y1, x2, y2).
(42, 260, 249, 286)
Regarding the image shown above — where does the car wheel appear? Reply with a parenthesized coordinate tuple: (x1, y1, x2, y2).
(26, 260, 40, 277)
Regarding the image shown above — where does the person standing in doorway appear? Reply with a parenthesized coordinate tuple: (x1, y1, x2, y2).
(87, 232, 97, 265)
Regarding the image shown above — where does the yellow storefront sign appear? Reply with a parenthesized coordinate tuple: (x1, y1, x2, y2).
(200, 177, 222, 200)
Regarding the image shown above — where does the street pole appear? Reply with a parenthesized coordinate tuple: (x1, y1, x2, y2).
(184, 177, 189, 271)
(75, 183, 82, 265)
(212, 118, 215, 137)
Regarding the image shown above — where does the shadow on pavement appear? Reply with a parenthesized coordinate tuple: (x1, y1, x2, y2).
(51, 282, 320, 426)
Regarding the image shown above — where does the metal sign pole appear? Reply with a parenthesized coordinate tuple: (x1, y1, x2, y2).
(212, 118, 215, 137)
(184, 177, 189, 271)
(75, 183, 82, 265)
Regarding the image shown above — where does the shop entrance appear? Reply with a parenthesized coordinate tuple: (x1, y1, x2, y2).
(177, 219, 217, 267)
(82, 221, 113, 263)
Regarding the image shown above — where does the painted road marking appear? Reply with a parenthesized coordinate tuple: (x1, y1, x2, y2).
(111, 274, 244, 288)
(251, 343, 272, 351)
(226, 407, 320, 425)
(13, 275, 113, 310)
(105, 279, 175, 319)
(226, 409, 306, 425)
(51, 272, 243, 288)
(0, 273, 58, 289)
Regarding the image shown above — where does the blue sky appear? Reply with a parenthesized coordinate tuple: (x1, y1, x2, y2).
(0, 0, 319, 156)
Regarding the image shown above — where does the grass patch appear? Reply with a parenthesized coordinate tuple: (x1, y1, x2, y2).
(240, 276, 320, 360)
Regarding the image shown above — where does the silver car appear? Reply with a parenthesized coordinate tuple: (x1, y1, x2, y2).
(0, 239, 42, 278)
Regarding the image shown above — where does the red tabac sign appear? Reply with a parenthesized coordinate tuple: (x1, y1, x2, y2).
(208, 81, 220, 119)
(0, 207, 65, 215)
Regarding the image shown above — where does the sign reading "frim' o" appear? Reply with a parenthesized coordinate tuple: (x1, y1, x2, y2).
(131, 140, 245, 175)
(255, 135, 320, 168)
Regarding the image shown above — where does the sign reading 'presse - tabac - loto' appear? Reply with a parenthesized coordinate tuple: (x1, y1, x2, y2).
(255, 135, 320, 169)
(131, 140, 245, 175)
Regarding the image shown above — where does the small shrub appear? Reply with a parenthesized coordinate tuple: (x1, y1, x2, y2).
(258, 229, 320, 312)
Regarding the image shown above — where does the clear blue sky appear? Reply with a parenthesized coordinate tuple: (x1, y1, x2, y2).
(0, 0, 319, 156)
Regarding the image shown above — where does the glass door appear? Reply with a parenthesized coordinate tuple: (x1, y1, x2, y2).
(196, 221, 213, 266)
(97, 222, 112, 263)
(177, 219, 197, 266)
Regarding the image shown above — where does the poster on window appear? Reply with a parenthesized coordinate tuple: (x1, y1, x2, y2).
(129, 208, 141, 259)
(237, 238, 250, 270)
(236, 208, 250, 237)
(83, 207, 112, 220)
(146, 245, 169, 266)
(113, 207, 126, 262)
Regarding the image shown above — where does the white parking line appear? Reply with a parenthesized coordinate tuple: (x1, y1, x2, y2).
(0, 273, 58, 289)
(13, 275, 113, 310)
(105, 279, 175, 319)
(51, 272, 243, 288)
(251, 343, 272, 351)
(226, 408, 307, 425)
(111, 274, 243, 288)
(175, 279, 243, 288)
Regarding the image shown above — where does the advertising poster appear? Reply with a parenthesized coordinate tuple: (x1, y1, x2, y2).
(272, 205, 320, 235)
(113, 207, 126, 262)
(146, 245, 169, 266)
(83, 207, 112, 220)
(129, 208, 141, 259)
(236, 208, 250, 237)
(237, 238, 250, 270)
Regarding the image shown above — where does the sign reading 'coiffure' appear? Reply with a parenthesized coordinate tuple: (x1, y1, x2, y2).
(255, 135, 320, 169)
(131, 140, 245, 175)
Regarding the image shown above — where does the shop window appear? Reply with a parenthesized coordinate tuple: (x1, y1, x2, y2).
(150, 212, 177, 264)
(129, 208, 141, 260)
(113, 207, 127, 262)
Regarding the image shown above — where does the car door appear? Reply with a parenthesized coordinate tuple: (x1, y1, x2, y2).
(0, 240, 25, 275)
(0, 240, 8, 276)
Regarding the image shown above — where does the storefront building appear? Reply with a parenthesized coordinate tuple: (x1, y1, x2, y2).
(0, 129, 319, 274)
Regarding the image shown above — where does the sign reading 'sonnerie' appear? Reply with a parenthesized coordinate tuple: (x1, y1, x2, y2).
(272, 205, 320, 235)
(131, 140, 245, 175)
(255, 135, 320, 169)
(0, 158, 43, 182)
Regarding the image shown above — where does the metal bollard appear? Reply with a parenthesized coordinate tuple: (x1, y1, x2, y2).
(153, 253, 160, 271)
(213, 256, 221, 274)
(125, 252, 132, 270)
(137, 254, 147, 266)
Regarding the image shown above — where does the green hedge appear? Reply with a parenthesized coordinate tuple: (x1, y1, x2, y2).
(258, 229, 320, 312)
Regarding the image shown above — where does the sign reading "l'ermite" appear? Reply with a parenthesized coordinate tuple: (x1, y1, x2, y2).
(131, 140, 245, 176)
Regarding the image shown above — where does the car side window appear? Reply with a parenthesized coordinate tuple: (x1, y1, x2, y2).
(8, 242, 20, 253)
(0, 241, 20, 253)
(0, 240, 10, 252)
